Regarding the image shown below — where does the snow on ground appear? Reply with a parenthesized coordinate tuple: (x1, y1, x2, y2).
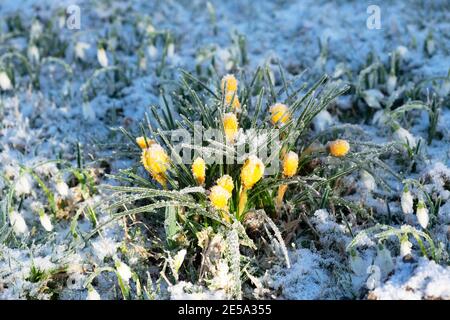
(0, 0, 449, 299)
(370, 258, 450, 300)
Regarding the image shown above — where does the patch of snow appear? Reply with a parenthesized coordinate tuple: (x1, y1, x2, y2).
(370, 259, 450, 300)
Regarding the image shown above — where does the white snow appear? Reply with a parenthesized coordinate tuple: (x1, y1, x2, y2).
(371, 259, 450, 300)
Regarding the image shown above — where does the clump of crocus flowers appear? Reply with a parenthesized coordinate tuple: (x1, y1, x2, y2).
(136, 74, 353, 224)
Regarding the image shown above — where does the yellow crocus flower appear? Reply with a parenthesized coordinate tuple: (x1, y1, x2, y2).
(217, 175, 234, 193)
(282, 151, 299, 178)
(141, 143, 170, 187)
(192, 157, 206, 185)
(223, 112, 239, 143)
(328, 139, 350, 157)
(240, 155, 265, 190)
(270, 103, 290, 126)
(225, 91, 241, 110)
(221, 74, 238, 93)
(209, 185, 232, 211)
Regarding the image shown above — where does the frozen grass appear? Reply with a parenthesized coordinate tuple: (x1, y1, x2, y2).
(0, 0, 449, 300)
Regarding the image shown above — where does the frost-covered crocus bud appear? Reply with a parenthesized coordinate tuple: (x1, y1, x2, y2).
(393, 126, 416, 148)
(141, 143, 170, 188)
(416, 200, 429, 229)
(216, 175, 234, 193)
(97, 45, 108, 68)
(328, 139, 350, 157)
(225, 91, 241, 111)
(136, 136, 147, 149)
(221, 74, 238, 94)
(115, 260, 132, 283)
(401, 187, 414, 215)
(282, 151, 299, 178)
(240, 155, 265, 190)
(86, 286, 101, 300)
(400, 237, 412, 258)
(10, 212, 29, 236)
(209, 185, 232, 210)
(276, 151, 299, 210)
(270, 103, 290, 126)
(0, 70, 13, 91)
(223, 113, 239, 143)
(192, 157, 206, 185)
(396, 46, 409, 60)
(39, 212, 53, 232)
(136, 137, 155, 149)
(425, 32, 435, 56)
(362, 89, 384, 109)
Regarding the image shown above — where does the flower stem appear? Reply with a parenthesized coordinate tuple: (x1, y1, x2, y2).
(237, 187, 248, 220)
(276, 184, 288, 212)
